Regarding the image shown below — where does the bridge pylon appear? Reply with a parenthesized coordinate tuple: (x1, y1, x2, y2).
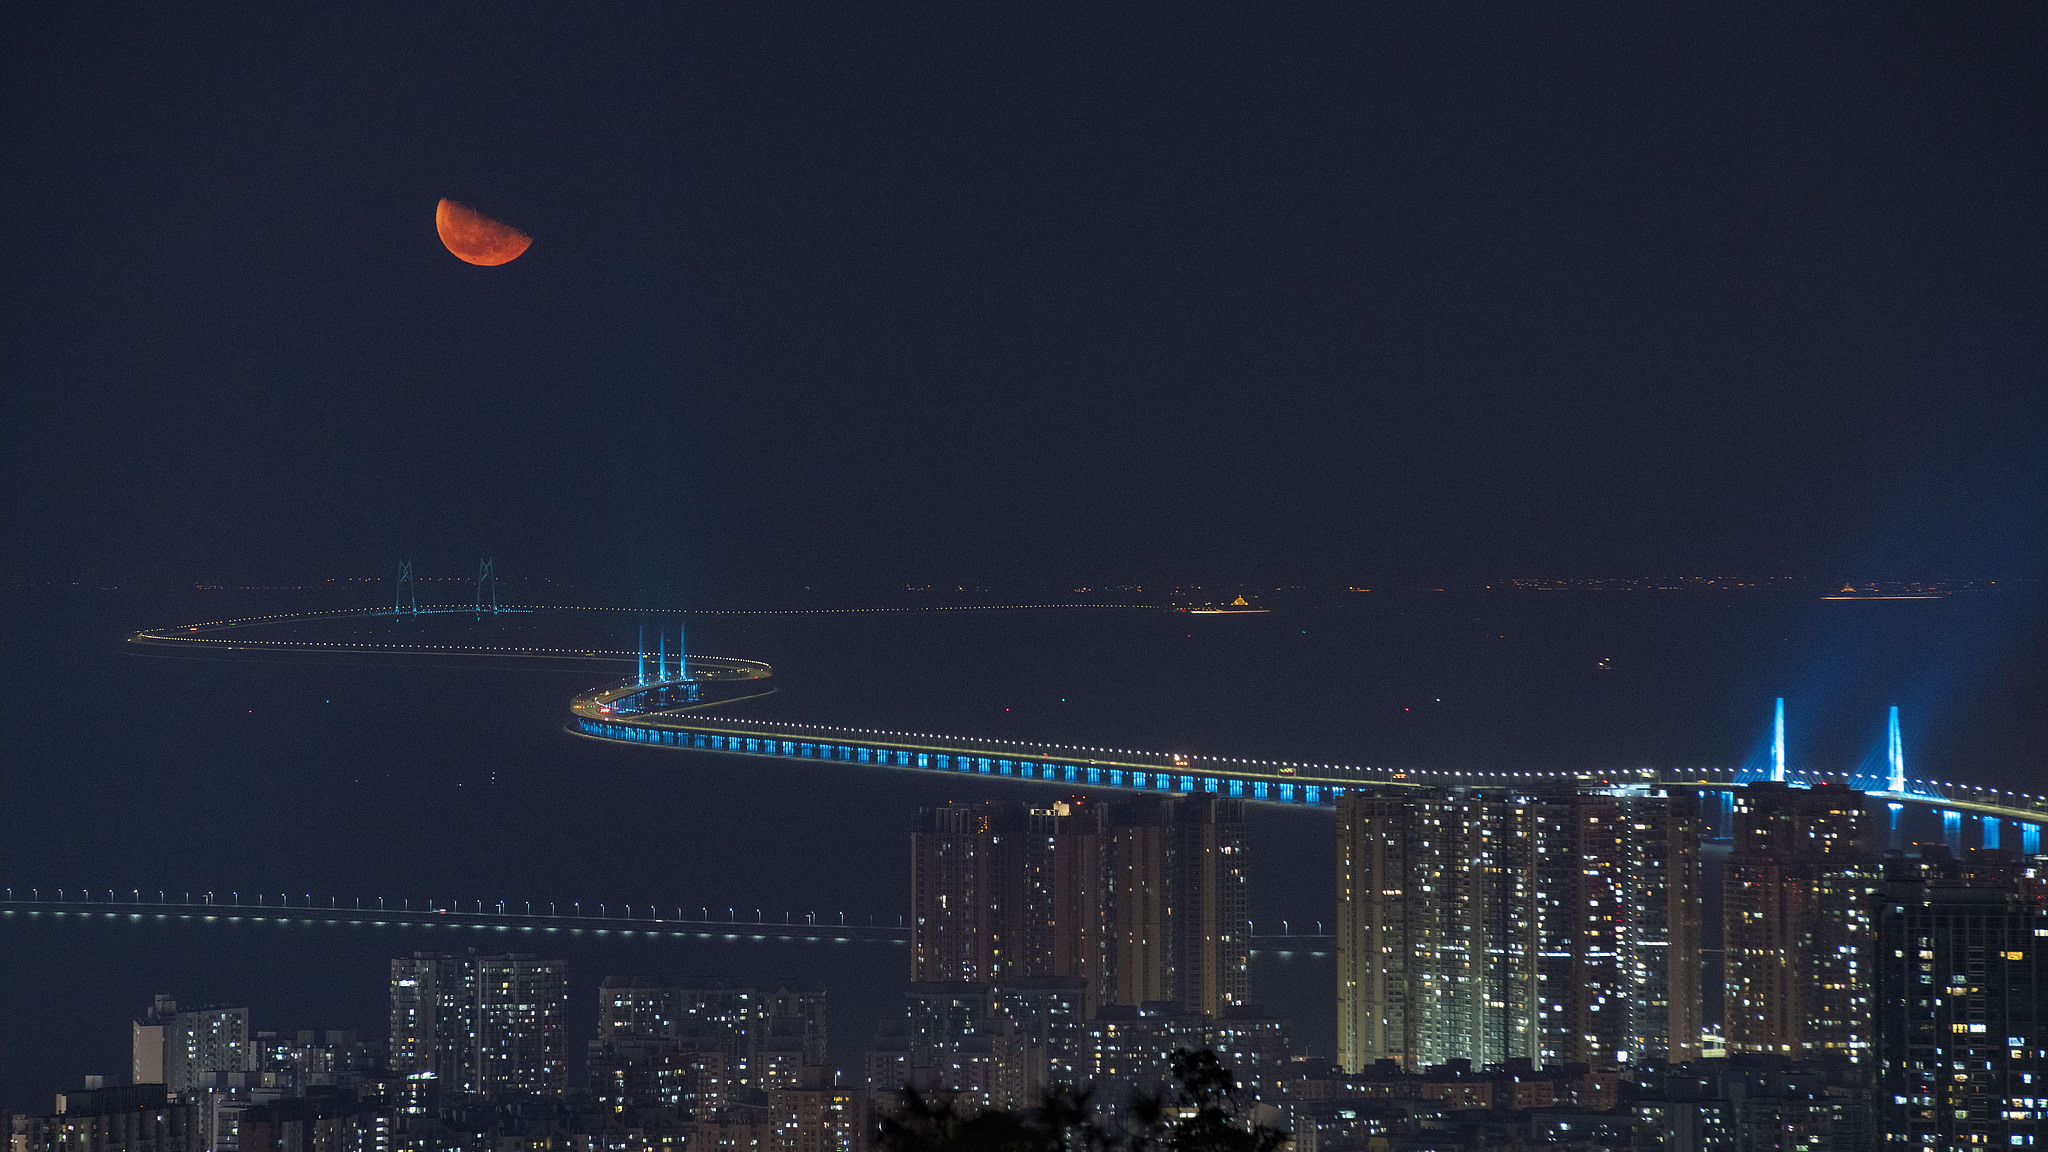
(475, 559, 499, 617)
(1887, 705, 1905, 794)
(1771, 697, 1785, 781)
(395, 560, 418, 616)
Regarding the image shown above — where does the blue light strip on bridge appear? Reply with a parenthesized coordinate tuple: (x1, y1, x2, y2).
(574, 718, 1328, 806)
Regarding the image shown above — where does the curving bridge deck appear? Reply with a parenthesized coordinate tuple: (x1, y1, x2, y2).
(573, 678, 2048, 845)
(127, 604, 2048, 839)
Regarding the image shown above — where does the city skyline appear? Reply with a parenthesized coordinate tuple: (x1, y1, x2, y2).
(12, 782, 2042, 1148)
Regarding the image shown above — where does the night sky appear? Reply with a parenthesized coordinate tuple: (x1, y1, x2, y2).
(5, 4, 2044, 596)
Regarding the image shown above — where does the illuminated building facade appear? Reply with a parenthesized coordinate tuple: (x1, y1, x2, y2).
(1338, 788, 1549, 1071)
(1337, 786, 1700, 1073)
(1337, 792, 1418, 1069)
(388, 952, 568, 1097)
(474, 954, 568, 1095)
(132, 997, 253, 1093)
(590, 975, 826, 1107)
(389, 954, 480, 1093)
(1875, 860, 2047, 1147)
(1105, 797, 1251, 1015)
(1083, 1003, 1210, 1106)
(991, 976, 1088, 1088)
(909, 797, 1248, 1016)
(1529, 791, 1628, 1069)
(1805, 865, 1884, 1061)
(911, 804, 1000, 985)
(1618, 789, 1704, 1065)
(1723, 782, 1876, 1059)
(768, 1069, 869, 1152)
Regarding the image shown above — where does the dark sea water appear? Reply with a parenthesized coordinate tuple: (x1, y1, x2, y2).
(2, 583, 2043, 1111)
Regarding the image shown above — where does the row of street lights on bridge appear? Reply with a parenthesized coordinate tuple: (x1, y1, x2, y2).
(0, 889, 904, 928)
(2, 889, 1337, 938)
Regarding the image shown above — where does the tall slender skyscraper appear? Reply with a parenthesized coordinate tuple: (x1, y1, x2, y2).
(1337, 791, 1417, 1070)
(1616, 789, 1703, 1065)
(1103, 797, 1250, 1015)
(1723, 782, 1875, 1059)
(911, 803, 1000, 985)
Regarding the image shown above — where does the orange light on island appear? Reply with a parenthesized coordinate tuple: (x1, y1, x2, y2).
(436, 198, 531, 266)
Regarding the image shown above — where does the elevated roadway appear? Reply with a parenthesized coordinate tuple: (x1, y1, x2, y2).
(0, 892, 1332, 955)
(128, 605, 2048, 837)
(575, 677, 2048, 844)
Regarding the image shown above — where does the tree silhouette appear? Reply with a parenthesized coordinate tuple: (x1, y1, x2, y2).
(876, 1048, 1287, 1152)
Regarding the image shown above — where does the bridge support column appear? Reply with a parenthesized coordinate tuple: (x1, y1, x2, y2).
(1982, 817, 2000, 850)
(1887, 802, 1904, 851)
(1941, 810, 1962, 854)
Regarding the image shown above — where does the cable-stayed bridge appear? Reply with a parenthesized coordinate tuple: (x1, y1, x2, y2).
(128, 603, 2048, 847)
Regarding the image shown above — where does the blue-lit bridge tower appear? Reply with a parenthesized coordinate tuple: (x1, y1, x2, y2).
(475, 559, 499, 616)
(1772, 696, 1786, 782)
(1887, 705, 1906, 848)
(395, 560, 418, 616)
(622, 622, 701, 712)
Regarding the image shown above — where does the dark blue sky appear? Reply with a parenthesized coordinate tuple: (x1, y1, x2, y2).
(5, 4, 2044, 596)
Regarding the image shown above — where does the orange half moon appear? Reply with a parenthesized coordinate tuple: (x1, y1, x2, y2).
(436, 198, 532, 266)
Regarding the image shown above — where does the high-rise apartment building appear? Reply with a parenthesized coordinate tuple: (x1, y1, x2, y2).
(1723, 782, 1876, 1059)
(389, 952, 567, 1097)
(1099, 797, 1252, 1014)
(912, 804, 1001, 986)
(475, 954, 568, 1095)
(1160, 798, 1252, 1017)
(1337, 791, 1417, 1069)
(912, 800, 1108, 1002)
(1617, 789, 1704, 1064)
(1875, 851, 2047, 1148)
(132, 998, 254, 1093)
(1529, 791, 1630, 1069)
(909, 797, 1248, 1016)
(1337, 785, 1700, 1072)
(390, 954, 480, 1092)
(904, 982, 992, 1068)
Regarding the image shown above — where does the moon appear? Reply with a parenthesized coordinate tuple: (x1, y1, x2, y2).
(436, 199, 531, 266)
